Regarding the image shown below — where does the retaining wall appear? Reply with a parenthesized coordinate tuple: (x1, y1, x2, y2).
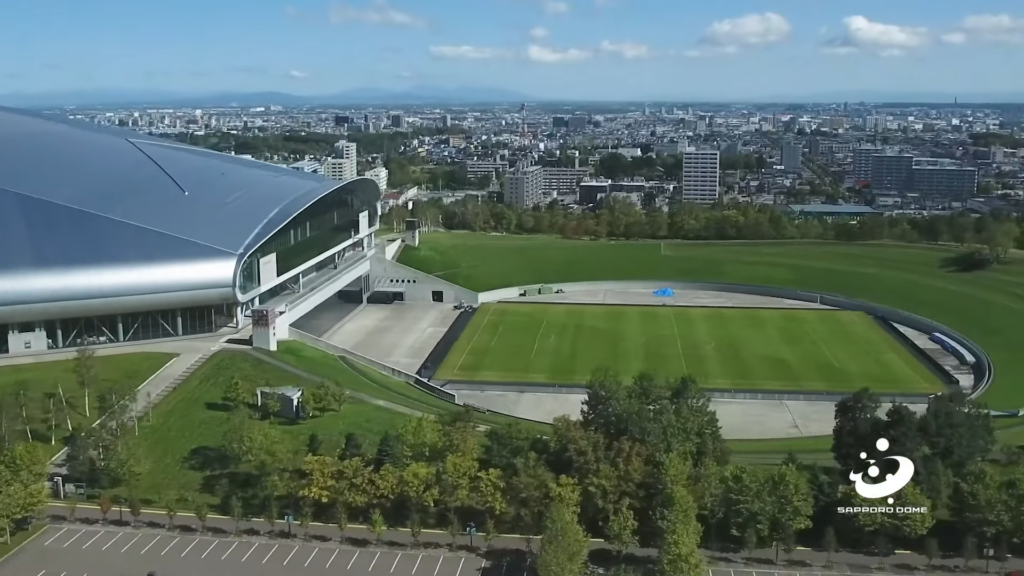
(476, 280, 993, 401)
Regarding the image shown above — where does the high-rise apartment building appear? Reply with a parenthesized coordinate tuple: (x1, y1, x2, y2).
(541, 167, 591, 199)
(870, 154, 915, 193)
(853, 145, 883, 182)
(323, 140, 358, 182)
(567, 116, 588, 131)
(504, 165, 545, 208)
(390, 114, 405, 129)
(781, 140, 802, 171)
(680, 149, 720, 204)
(912, 165, 978, 198)
(440, 114, 451, 128)
(364, 166, 389, 193)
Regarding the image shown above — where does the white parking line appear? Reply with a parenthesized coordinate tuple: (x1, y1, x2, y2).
(347, 550, 360, 570)
(305, 548, 318, 567)
(456, 557, 465, 576)
(434, 555, 444, 576)
(180, 538, 199, 557)
(412, 554, 422, 574)
(82, 531, 104, 549)
(369, 551, 381, 571)
(262, 544, 279, 564)
(44, 527, 68, 546)
(326, 549, 339, 569)
(283, 546, 298, 566)
(221, 541, 239, 560)
(241, 542, 258, 561)
(121, 533, 141, 553)
(391, 552, 402, 572)
(202, 540, 218, 558)
(62, 530, 84, 548)
(35, 571, 45, 576)
(140, 535, 161, 554)
(160, 536, 180, 555)
(102, 533, 122, 550)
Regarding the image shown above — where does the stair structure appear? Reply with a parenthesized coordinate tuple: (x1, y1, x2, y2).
(137, 352, 212, 416)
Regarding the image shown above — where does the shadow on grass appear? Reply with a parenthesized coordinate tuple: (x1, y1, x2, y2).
(204, 402, 234, 413)
(184, 446, 234, 473)
(940, 251, 995, 273)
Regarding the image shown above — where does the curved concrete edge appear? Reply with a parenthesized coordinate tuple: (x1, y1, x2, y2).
(472, 280, 993, 403)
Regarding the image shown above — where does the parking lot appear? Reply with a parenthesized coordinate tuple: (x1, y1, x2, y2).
(0, 525, 497, 576)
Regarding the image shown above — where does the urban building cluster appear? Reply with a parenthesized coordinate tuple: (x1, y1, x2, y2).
(66, 100, 1024, 219)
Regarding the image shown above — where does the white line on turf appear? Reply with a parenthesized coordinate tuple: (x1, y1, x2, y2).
(140, 536, 160, 554)
(391, 552, 402, 572)
(180, 538, 199, 557)
(412, 554, 422, 574)
(283, 545, 298, 565)
(82, 531, 104, 549)
(44, 527, 68, 546)
(101, 532, 122, 550)
(669, 314, 688, 373)
(160, 537, 180, 555)
(452, 305, 495, 375)
(326, 549, 339, 569)
(304, 548, 317, 567)
(221, 541, 238, 560)
(489, 326, 503, 347)
(530, 319, 547, 359)
(201, 541, 218, 558)
(347, 550, 360, 569)
(434, 555, 444, 576)
(369, 551, 380, 571)
(62, 530, 84, 548)
(121, 534, 141, 553)
(262, 544, 278, 564)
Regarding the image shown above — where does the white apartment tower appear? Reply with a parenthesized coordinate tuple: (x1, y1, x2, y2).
(680, 149, 720, 204)
(323, 140, 358, 182)
(364, 166, 389, 193)
(781, 140, 802, 171)
(504, 165, 545, 208)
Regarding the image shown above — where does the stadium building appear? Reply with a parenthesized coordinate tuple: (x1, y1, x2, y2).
(0, 107, 382, 356)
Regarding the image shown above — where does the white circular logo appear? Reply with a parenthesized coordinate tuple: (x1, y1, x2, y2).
(848, 438, 915, 504)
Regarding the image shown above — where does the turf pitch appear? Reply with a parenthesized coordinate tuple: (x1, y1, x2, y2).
(434, 302, 945, 393)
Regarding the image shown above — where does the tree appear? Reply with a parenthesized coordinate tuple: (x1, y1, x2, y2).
(98, 495, 113, 524)
(261, 394, 282, 423)
(0, 444, 48, 543)
(129, 497, 142, 527)
(607, 500, 638, 558)
(780, 525, 797, 564)
(333, 499, 348, 543)
(765, 464, 813, 564)
(223, 377, 250, 412)
(743, 527, 758, 559)
(839, 483, 934, 549)
(923, 536, 940, 568)
(299, 455, 339, 504)
(832, 388, 884, 473)
(263, 496, 278, 536)
(228, 495, 245, 535)
(822, 525, 838, 568)
(537, 476, 589, 576)
(369, 509, 386, 544)
(73, 347, 96, 419)
(340, 433, 365, 461)
(373, 431, 402, 470)
(298, 499, 313, 540)
(306, 433, 323, 456)
(657, 453, 706, 576)
(950, 463, 1008, 555)
(194, 501, 209, 533)
(66, 491, 79, 521)
(163, 495, 177, 530)
(962, 534, 978, 570)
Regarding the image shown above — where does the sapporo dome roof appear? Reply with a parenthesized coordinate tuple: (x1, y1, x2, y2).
(0, 106, 378, 314)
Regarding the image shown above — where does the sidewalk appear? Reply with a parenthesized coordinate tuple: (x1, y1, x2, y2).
(45, 504, 1020, 575)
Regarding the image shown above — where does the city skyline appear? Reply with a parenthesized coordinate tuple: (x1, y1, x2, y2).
(1, 0, 1022, 101)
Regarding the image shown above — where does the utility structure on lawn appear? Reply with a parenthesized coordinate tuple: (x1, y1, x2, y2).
(0, 106, 382, 356)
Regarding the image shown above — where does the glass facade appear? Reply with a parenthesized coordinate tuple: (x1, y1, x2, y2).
(238, 182, 380, 295)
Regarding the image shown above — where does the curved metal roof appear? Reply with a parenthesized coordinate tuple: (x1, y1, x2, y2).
(0, 106, 379, 318)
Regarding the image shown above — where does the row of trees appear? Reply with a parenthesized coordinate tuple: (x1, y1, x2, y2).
(390, 196, 1024, 258)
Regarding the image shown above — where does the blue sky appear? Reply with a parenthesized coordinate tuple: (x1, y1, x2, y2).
(1, 0, 1022, 100)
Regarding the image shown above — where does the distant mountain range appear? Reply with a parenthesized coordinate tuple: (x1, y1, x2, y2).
(2, 87, 1023, 109)
(0, 86, 534, 109)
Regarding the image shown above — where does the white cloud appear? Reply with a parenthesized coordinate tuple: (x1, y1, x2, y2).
(542, 1, 570, 14)
(526, 44, 591, 63)
(824, 16, 928, 56)
(599, 40, 651, 59)
(329, 0, 426, 27)
(529, 26, 549, 40)
(945, 14, 1024, 44)
(288, 70, 308, 78)
(429, 45, 512, 59)
(699, 12, 791, 50)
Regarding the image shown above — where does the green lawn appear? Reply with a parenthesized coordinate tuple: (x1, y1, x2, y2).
(400, 235, 1024, 408)
(0, 523, 45, 562)
(0, 353, 176, 457)
(434, 303, 943, 393)
(125, 351, 413, 504)
(268, 341, 551, 434)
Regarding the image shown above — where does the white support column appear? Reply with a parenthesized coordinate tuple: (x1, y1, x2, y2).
(116, 315, 124, 342)
(175, 310, 183, 336)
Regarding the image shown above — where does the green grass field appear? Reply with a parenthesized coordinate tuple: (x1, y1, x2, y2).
(400, 234, 1024, 408)
(0, 352, 176, 457)
(434, 302, 944, 393)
